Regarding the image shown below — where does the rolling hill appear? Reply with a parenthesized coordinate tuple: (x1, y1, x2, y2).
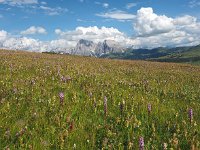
(101, 44, 200, 64)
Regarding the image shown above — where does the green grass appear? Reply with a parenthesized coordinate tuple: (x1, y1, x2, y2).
(0, 50, 200, 149)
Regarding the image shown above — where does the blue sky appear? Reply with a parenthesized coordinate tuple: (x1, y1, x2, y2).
(0, 0, 200, 51)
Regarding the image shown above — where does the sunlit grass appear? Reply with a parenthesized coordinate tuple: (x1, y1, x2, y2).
(0, 50, 200, 149)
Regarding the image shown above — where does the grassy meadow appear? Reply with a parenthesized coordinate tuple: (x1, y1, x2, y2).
(0, 50, 200, 149)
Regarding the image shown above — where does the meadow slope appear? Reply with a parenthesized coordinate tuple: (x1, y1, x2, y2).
(0, 50, 200, 149)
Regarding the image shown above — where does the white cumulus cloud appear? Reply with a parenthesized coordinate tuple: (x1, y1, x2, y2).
(21, 26, 47, 35)
(130, 7, 200, 47)
(56, 26, 128, 46)
(0, 30, 8, 43)
(134, 7, 174, 36)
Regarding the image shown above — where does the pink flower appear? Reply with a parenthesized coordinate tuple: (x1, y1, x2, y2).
(188, 108, 193, 123)
(139, 137, 144, 150)
(59, 92, 64, 106)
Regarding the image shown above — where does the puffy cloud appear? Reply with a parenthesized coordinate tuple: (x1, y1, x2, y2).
(173, 15, 200, 34)
(173, 15, 197, 25)
(130, 30, 199, 48)
(0, 29, 44, 52)
(21, 26, 47, 35)
(0, 30, 8, 41)
(56, 26, 129, 46)
(133, 7, 200, 38)
(3, 37, 40, 51)
(134, 7, 174, 36)
(55, 29, 62, 35)
(96, 10, 135, 21)
(131, 7, 200, 47)
(49, 39, 75, 50)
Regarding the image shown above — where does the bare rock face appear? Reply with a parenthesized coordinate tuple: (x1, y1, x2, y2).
(95, 40, 123, 56)
(71, 39, 124, 56)
(71, 39, 96, 56)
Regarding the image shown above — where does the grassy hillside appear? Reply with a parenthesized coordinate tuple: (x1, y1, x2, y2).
(0, 50, 200, 149)
(150, 45, 200, 64)
(102, 45, 200, 64)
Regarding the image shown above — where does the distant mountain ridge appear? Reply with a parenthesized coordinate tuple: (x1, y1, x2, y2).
(47, 39, 124, 57)
(44, 39, 200, 64)
(101, 44, 200, 64)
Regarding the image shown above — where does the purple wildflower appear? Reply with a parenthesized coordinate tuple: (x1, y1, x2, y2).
(147, 103, 152, 114)
(188, 108, 193, 123)
(104, 96, 107, 116)
(139, 137, 144, 150)
(61, 76, 67, 83)
(59, 92, 64, 106)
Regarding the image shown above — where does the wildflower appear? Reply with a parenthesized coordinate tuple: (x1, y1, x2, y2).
(15, 127, 27, 138)
(61, 76, 72, 83)
(73, 143, 76, 149)
(61, 76, 66, 83)
(163, 143, 167, 150)
(188, 108, 193, 123)
(59, 92, 64, 106)
(4, 129, 11, 139)
(139, 137, 144, 150)
(31, 79, 36, 85)
(13, 88, 17, 94)
(147, 103, 152, 114)
(104, 96, 107, 116)
(69, 121, 74, 131)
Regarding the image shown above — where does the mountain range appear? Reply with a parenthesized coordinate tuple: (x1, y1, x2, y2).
(45, 39, 200, 64)
(47, 39, 124, 56)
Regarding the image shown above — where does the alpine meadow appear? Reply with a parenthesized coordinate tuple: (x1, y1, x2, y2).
(0, 50, 199, 149)
(1, 0, 200, 149)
